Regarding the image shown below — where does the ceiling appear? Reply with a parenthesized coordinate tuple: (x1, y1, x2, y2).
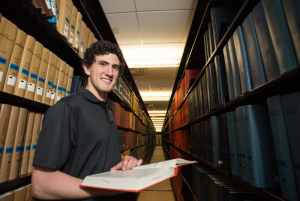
(99, 0, 198, 132)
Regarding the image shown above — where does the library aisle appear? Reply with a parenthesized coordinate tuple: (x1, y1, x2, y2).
(137, 146, 176, 201)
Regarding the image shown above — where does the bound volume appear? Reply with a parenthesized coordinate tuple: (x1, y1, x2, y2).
(80, 158, 197, 192)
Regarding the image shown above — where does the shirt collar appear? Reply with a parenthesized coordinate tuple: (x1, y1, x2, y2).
(78, 88, 114, 122)
(78, 88, 106, 105)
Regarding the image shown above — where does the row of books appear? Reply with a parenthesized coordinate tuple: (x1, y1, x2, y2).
(169, 130, 192, 154)
(0, 104, 43, 183)
(169, 146, 193, 201)
(0, 184, 32, 201)
(168, 69, 201, 122)
(226, 92, 300, 200)
(223, 0, 299, 101)
(192, 164, 266, 201)
(113, 76, 132, 106)
(191, 115, 230, 172)
(0, 16, 74, 105)
(32, 0, 97, 59)
(117, 130, 148, 152)
(188, 59, 225, 122)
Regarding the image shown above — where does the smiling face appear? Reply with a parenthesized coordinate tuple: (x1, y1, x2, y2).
(83, 53, 120, 101)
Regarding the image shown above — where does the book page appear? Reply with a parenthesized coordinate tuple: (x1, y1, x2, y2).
(133, 160, 177, 170)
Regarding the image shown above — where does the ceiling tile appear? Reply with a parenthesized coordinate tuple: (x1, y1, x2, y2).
(99, 0, 136, 13)
(148, 76, 175, 92)
(133, 75, 150, 91)
(106, 13, 141, 44)
(135, 0, 197, 11)
(138, 10, 193, 43)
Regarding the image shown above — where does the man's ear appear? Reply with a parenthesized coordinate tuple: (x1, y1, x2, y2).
(82, 64, 90, 75)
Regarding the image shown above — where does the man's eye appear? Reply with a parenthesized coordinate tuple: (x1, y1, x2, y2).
(100, 63, 106, 66)
(113, 66, 119, 70)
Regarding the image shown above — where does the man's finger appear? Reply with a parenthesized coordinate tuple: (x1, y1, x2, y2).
(110, 162, 122, 171)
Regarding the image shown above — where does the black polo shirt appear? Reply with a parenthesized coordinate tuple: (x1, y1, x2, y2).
(33, 88, 122, 179)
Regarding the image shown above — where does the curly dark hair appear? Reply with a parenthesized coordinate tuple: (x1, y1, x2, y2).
(81, 40, 125, 85)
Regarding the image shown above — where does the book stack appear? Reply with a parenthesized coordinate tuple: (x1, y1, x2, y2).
(0, 16, 75, 106)
(0, 104, 43, 183)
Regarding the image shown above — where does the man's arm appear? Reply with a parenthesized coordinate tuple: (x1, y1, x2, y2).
(31, 166, 122, 200)
(110, 155, 143, 171)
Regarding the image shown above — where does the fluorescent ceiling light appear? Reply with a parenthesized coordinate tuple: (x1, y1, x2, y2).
(127, 60, 180, 68)
(151, 118, 164, 120)
(149, 114, 166, 117)
(148, 110, 167, 114)
(141, 92, 171, 97)
(142, 96, 170, 101)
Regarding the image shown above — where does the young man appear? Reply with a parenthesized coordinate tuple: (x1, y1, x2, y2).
(31, 40, 142, 200)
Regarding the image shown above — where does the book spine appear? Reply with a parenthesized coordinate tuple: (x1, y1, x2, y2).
(251, 1, 280, 82)
(262, 0, 298, 74)
(235, 106, 249, 182)
(267, 95, 299, 200)
(281, 91, 300, 196)
(243, 105, 279, 188)
(241, 13, 266, 88)
(232, 26, 253, 94)
(228, 37, 242, 98)
(223, 44, 235, 100)
(214, 55, 227, 106)
(0, 17, 18, 91)
(281, 0, 300, 64)
(226, 111, 239, 176)
(3, 29, 27, 94)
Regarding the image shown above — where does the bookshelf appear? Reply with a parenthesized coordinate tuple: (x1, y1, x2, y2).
(162, 0, 299, 200)
(0, 0, 155, 197)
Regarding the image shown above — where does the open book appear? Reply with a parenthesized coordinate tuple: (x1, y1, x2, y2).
(80, 158, 197, 192)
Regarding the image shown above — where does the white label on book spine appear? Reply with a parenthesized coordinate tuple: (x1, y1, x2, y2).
(36, 87, 43, 96)
(7, 75, 16, 86)
(45, 0, 51, 8)
(0, 71, 3, 82)
(46, 90, 51, 98)
(27, 83, 35, 92)
(51, 92, 55, 99)
(70, 32, 74, 44)
(64, 24, 69, 38)
(57, 94, 61, 101)
(18, 79, 27, 89)
(75, 37, 79, 48)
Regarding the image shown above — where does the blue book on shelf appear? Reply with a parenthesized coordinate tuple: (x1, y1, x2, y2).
(47, 0, 57, 24)
(226, 111, 240, 177)
(228, 37, 243, 98)
(70, 75, 79, 94)
(209, 63, 218, 110)
(251, 1, 280, 82)
(214, 55, 227, 106)
(243, 105, 279, 188)
(242, 13, 266, 88)
(267, 95, 298, 201)
(281, 91, 300, 196)
(262, 0, 298, 74)
(212, 116, 221, 167)
(235, 106, 249, 182)
(233, 26, 253, 94)
(281, 0, 300, 64)
(223, 44, 235, 100)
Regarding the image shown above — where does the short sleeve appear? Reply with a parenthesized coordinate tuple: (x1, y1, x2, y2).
(33, 101, 76, 170)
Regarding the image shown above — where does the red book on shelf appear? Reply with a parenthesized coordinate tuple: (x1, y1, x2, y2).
(80, 158, 197, 193)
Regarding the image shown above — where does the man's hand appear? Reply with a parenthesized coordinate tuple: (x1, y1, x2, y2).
(110, 155, 143, 171)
